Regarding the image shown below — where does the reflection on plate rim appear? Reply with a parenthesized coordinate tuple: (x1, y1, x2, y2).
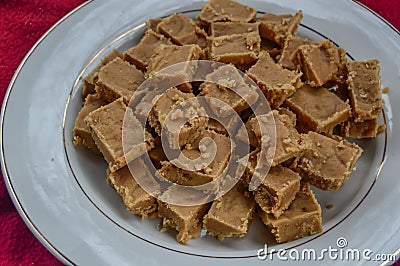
(0, 0, 397, 264)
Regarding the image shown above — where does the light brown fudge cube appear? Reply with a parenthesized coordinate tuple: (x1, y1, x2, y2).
(209, 32, 260, 68)
(203, 182, 256, 240)
(250, 110, 310, 167)
(82, 50, 122, 97)
(340, 118, 379, 139)
(85, 98, 153, 172)
(147, 136, 167, 169)
(124, 29, 172, 72)
(236, 119, 259, 148)
(254, 166, 301, 219)
(148, 88, 208, 148)
(347, 60, 383, 122)
(258, 11, 303, 46)
(200, 65, 259, 117)
(147, 19, 162, 32)
(73, 93, 107, 153)
(279, 38, 316, 70)
(259, 182, 322, 244)
(285, 84, 351, 133)
(157, 14, 208, 49)
(293, 40, 345, 87)
(210, 21, 259, 37)
(292, 132, 363, 191)
(97, 57, 145, 105)
(247, 51, 302, 108)
(260, 38, 281, 58)
(147, 44, 204, 93)
(158, 186, 211, 244)
(157, 130, 230, 186)
(198, 0, 257, 28)
(107, 158, 160, 218)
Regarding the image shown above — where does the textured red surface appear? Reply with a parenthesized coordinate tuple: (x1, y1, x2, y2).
(0, 0, 399, 265)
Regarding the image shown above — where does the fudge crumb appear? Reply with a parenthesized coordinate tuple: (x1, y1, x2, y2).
(326, 203, 334, 210)
(382, 87, 390, 94)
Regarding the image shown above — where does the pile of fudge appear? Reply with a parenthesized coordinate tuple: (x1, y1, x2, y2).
(73, 0, 384, 245)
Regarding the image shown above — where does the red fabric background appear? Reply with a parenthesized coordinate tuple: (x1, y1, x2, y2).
(0, 0, 399, 265)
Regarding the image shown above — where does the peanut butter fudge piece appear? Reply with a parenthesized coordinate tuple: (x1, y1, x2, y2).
(97, 57, 145, 105)
(254, 166, 300, 219)
(85, 98, 153, 172)
(200, 65, 259, 117)
(147, 44, 204, 93)
(107, 158, 160, 218)
(158, 186, 211, 244)
(250, 110, 310, 167)
(157, 130, 230, 186)
(347, 60, 382, 122)
(259, 183, 322, 243)
(203, 182, 256, 240)
(236, 119, 259, 148)
(73, 94, 107, 153)
(157, 14, 208, 49)
(258, 11, 303, 46)
(260, 38, 281, 58)
(292, 132, 363, 191)
(148, 88, 208, 148)
(198, 0, 257, 28)
(293, 40, 345, 87)
(279, 38, 316, 70)
(285, 84, 351, 133)
(124, 29, 172, 72)
(82, 50, 122, 97)
(147, 18, 162, 32)
(210, 21, 258, 37)
(206, 118, 228, 135)
(247, 51, 302, 108)
(209, 32, 260, 68)
(148, 137, 168, 169)
(340, 118, 379, 139)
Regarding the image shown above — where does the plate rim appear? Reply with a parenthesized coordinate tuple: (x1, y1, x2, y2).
(1, 0, 399, 265)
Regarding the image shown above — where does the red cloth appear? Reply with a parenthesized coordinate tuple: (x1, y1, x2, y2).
(0, 0, 399, 265)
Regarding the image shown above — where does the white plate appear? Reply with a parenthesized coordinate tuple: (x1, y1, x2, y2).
(1, 0, 399, 265)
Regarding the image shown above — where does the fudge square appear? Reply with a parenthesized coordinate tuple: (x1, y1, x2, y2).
(347, 60, 383, 122)
(285, 84, 351, 133)
(85, 98, 153, 172)
(203, 182, 256, 240)
(293, 39, 346, 87)
(107, 158, 160, 218)
(197, 0, 257, 28)
(124, 29, 172, 72)
(157, 14, 208, 49)
(247, 51, 302, 109)
(258, 11, 303, 46)
(259, 182, 322, 244)
(200, 64, 259, 117)
(73, 93, 106, 153)
(340, 118, 379, 139)
(97, 57, 145, 105)
(158, 185, 211, 244)
(148, 88, 208, 148)
(157, 129, 230, 186)
(209, 32, 260, 68)
(82, 50, 122, 98)
(292, 132, 363, 191)
(254, 166, 301, 219)
(279, 38, 316, 70)
(250, 110, 310, 167)
(260, 38, 281, 58)
(210, 21, 259, 37)
(146, 44, 204, 93)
